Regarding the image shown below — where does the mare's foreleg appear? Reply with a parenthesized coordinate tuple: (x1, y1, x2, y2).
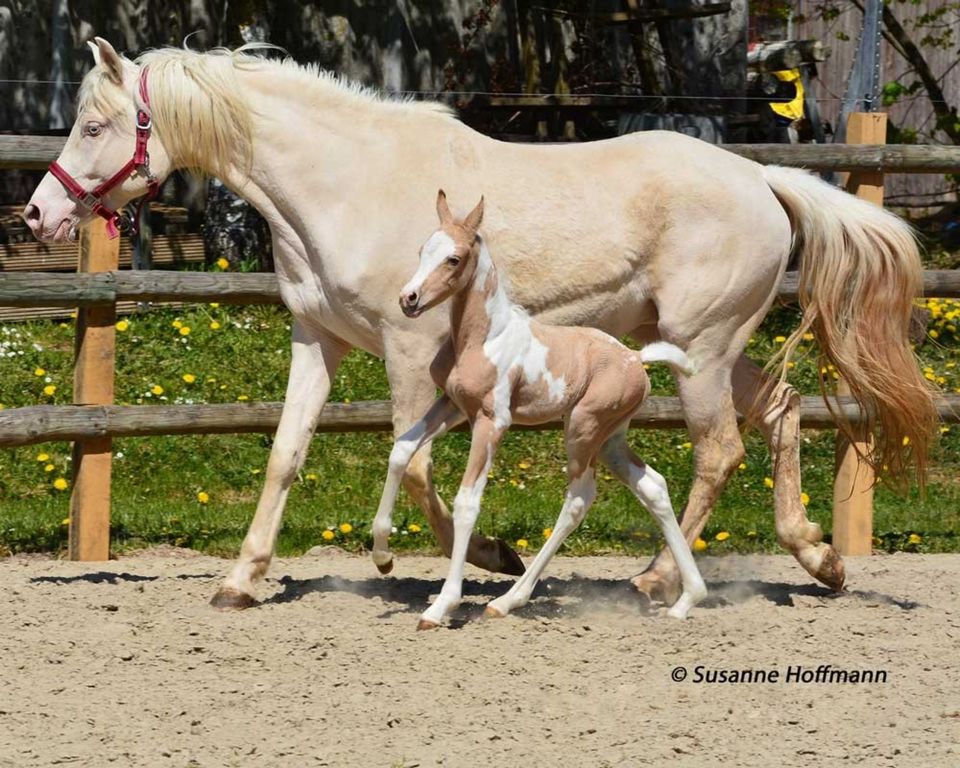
(418, 417, 504, 629)
(211, 323, 349, 609)
(371, 395, 462, 574)
(732, 356, 844, 590)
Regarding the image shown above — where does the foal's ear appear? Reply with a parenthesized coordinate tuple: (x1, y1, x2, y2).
(463, 196, 485, 234)
(92, 37, 125, 85)
(436, 189, 453, 226)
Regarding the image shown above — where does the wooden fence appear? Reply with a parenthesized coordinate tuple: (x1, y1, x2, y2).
(1, 130, 959, 561)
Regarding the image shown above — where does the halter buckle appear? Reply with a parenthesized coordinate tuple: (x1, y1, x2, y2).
(136, 109, 152, 130)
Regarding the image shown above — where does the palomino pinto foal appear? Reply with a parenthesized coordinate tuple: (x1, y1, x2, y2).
(372, 191, 708, 628)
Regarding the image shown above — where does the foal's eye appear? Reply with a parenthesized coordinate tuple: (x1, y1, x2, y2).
(446, 256, 460, 266)
(84, 122, 104, 137)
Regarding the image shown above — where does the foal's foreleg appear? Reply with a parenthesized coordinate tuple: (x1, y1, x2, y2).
(371, 395, 462, 574)
(418, 417, 504, 629)
(600, 432, 706, 619)
(732, 356, 844, 590)
(211, 323, 349, 609)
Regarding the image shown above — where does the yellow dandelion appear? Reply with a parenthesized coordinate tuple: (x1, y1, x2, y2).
(924, 371, 936, 381)
(902, 436, 910, 447)
(517, 461, 531, 470)
(151, 384, 164, 396)
(774, 335, 786, 343)
(237, 395, 249, 402)
(802, 332, 814, 341)
(43, 384, 56, 396)
(216, 257, 230, 270)
(61, 517, 71, 526)
(172, 320, 183, 329)
(182, 373, 196, 384)
(693, 538, 707, 552)
(179, 326, 191, 336)
(36, 453, 50, 462)
(746, 530, 757, 538)
(115, 320, 129, 332)
(209, 302, 220, 308)
(305, 473, 317, 481)
(52, 477, 68, 491)
(516, 538, 529, 549)
(33, 367, 45, 376)
(542, 527, 553, 539)
(681, 441, 692, 449)
(764, 477, 774, 489)
(940, 426, 951, 434)
(44, 464, 54, 473)
(800, 491, 810, 506)
(408, 523, 422, 533)
(209, 321, 221, 330)
(715, 531, 730, 542)
(321, 529, 335, 541)
(738, 462, 747, 470)
(339, 523, 353, 534)
(786, 362, 795, 369)
(907, 533, 921, 545)
(197, 491, 210, 504)
(929, 329, 939, 339)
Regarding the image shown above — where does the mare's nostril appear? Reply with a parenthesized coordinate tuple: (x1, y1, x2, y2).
(22, 203, 41, 228)
(406, 292, 418, 305)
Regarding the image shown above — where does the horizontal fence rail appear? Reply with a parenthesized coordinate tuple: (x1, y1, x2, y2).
(0, 269, 958, 308)
(2, 135, 960, 174)
(2, 396, 958, 448)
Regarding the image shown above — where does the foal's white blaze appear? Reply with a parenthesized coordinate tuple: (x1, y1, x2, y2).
(401, 230, 457, 301)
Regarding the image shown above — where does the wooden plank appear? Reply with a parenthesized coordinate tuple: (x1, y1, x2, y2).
(4, 133, 960, 174)
(69, 219, 118, 562)
(1, 395, 958, 448)
(0, 233, 204, 272)
(0, 300, 184, 324)
(0, 269, 957, 312)
(832, 112, 887, 558)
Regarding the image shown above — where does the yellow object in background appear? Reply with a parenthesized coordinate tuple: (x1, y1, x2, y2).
(770, 69, 804, 122)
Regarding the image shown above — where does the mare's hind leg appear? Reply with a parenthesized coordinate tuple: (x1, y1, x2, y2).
(632, 361, 745, 604)
(732, 356, 844, 590)
(383, 336, 525, 576)
(600, 430, 706, 618)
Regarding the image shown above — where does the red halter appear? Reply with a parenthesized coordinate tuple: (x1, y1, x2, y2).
(48, 67, 160, 238)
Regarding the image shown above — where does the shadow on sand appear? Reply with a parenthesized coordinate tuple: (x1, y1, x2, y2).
(261, 571, 923, 625)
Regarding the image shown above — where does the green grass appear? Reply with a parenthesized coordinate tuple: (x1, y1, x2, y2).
(1, 295, 958, 558)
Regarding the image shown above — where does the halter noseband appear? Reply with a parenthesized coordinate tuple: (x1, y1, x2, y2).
(48, 67, 159, 238)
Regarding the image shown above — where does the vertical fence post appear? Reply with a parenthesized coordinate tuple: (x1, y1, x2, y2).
(832, 111, 887, 556)
(69, 218, 118, 561)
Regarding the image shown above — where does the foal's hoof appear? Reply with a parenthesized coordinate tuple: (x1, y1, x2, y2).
(483, 605, 505, 619)
(416, 618, 440, 631)
(631, 570, 681, 606)
(210, 588, 257, 611)
(375, 558, 394, 575)
(496, 539, 526, 576)
(813, 544, 846, 592)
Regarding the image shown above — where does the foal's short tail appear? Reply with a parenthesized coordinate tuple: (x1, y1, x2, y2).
(640, 342, 696, 377)
(762, 165, 938, 490)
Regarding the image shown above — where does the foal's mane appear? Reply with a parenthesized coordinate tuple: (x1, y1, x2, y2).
(79, 43, 455, 178)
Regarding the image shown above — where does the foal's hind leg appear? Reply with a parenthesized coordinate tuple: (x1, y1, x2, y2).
(732, 356, 844, 590)
(631, 362, 745, 604)
(600, 430, 706, 618)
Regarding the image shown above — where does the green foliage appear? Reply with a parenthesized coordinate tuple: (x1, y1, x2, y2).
(0, 293, 958, 558)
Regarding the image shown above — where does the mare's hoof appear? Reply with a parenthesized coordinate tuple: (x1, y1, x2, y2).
(496, 539, 526, 576)
(814, 545, 846, 592)
(631, 570, 681, 605)
(375, 558, 394, 575)
(210, 588, 257, 611)
(483, 605, 505, 619)
(416, 618, 439, 631)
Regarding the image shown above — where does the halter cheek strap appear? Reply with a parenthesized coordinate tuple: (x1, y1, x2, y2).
(48, 66, 159, 238)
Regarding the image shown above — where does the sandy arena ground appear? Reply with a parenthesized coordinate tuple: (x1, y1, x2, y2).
(1, 548, 957, 767)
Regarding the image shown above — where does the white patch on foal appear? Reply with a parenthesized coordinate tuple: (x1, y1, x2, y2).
(476, 241, 566, 429)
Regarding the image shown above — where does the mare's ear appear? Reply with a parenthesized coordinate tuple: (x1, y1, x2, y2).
(436, 189, 453, 225)
(463, 196, 484, 234)
(92, 37, 125, 84)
